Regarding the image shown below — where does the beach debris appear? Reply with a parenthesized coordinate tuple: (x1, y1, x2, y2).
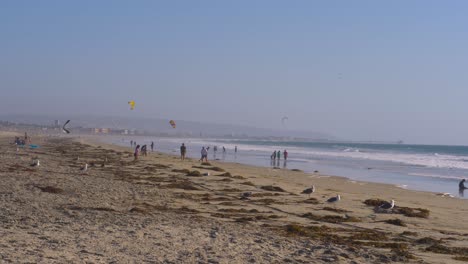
(384, 218, 407, 227)
(30, 159, 40, 167)
(169, 120, 176, 128)
(240, 192, 252, 200)
(210, 227, 219, 239)
(327, 195, 340, 203)
(80, 163, 88, 173)
(301, 185, 315, 197)
(260, 185, 286, 192)
(62, 120, 71, 134)
(202, 172, 210, 176)
(128, 100, 135, 110)
(436, 193, 454, 198)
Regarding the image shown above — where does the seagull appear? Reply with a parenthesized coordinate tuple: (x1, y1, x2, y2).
(301, 185, 315, 197)
(30, 159, 40, 167)
(80, 163, 88, 173)
(327, 195, 341, 203)
(240, 192, 252, 200)
(379, 199, 395, 210)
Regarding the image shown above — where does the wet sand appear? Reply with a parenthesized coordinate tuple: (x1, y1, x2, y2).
(1, 132, 467, 263)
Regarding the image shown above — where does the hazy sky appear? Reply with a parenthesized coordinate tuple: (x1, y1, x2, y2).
(2, 1, 468, 144)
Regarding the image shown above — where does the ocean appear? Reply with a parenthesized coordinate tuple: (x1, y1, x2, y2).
(109, 137, 468, 199)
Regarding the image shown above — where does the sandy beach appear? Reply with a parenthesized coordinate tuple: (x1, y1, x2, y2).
(1, 132, 467, 263)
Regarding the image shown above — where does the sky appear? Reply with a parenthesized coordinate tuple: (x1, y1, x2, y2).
(2, 1, 468, 144)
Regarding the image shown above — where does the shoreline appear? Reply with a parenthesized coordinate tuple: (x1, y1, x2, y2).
(94, 134, 467, 200)
(1, 132, 468, 263)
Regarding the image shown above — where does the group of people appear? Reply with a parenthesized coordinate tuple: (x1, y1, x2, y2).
(271, 150, 288, 160)
(133, 141, 155, 160)
(177, 144, 239, 162)
(14, 132, 31, 151)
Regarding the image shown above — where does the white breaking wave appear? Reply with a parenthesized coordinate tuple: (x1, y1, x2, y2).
(121, 138, 468, 171)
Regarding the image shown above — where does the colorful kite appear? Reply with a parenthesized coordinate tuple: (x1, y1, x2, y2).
(128, 100, 135, 110)
(169, 120, 176, 128)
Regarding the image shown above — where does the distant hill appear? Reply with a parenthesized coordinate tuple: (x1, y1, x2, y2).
(0, 114, 335, 140)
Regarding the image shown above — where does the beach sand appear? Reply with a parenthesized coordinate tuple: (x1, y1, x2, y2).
(1, 133, 467, 263)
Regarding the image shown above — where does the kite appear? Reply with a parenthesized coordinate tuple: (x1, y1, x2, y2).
(281, 116, 288, 125)
(62, 120, 71, 134)
(128, 100, 135, 110)
(169, 120, 176, 128)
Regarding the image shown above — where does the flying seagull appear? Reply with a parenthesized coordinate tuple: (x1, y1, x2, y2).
(62, 120, 71, 134)
(379, 199, 395, 210)
(301, 185, 315, 197)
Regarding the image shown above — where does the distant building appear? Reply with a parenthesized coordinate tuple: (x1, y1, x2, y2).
(92, 128, 111, 134)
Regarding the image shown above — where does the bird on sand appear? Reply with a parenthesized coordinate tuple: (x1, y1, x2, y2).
(327, 195, 341, 203)
(80, 163, 88, 173)
(379, 199, 395, 210)
(301, 185, 315, 197)
(30, 159, 40, 167)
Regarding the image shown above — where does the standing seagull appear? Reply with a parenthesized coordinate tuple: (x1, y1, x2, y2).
(301, 185, 316, 198)
(327, 195, 341, 203)
(379, 199, 395, 210)
(80, 163, 88, 173)
(30, 159, 40, 167)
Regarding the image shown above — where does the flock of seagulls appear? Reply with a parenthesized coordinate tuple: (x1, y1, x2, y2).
(26, 155, 394, 211)
(240, 184, 394, 211)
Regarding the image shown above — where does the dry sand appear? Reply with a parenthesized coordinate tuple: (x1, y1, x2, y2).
(1, 132, 467, 263)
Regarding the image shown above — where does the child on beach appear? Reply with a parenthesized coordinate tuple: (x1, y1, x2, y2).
(180, 143, 186, 161)
(283, 150, 288, 160)
(141, 145, 147, 156)
(134, 145, 140, 160)
(277, 150, 281, 160)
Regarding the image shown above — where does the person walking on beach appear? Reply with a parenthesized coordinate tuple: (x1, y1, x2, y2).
(141, 145, 148, 156)
(235, 146, 237, 153)
(272, 151, 277, 160)
(277, 150, 281, 160)
(200, 147, 208, 162)
(130, 140, 133, 147)
(180, 143, 187, 161)
(134, 145, 140, 160)
(223, 146, 226, 153)
(283, 150, 288, 160)
(460, 179, 467, 189)
(150, 141, 154, 152)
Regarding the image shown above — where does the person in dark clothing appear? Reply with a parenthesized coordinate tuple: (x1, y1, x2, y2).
(134, 145, 140, 160)
(150, 141, 154, 152)
(460, 179, 467, 189)
(180, 143, 187, 161)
